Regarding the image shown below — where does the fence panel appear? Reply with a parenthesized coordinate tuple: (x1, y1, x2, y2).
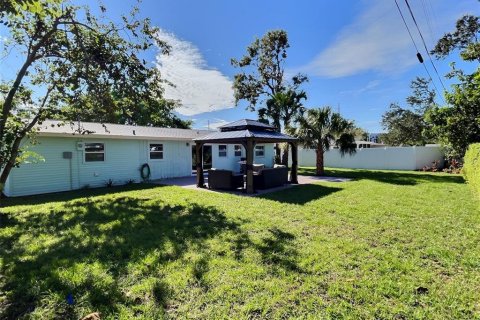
(296, 146, 444, 170)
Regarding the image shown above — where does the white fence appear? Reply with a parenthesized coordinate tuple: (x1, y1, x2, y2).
(296, 146, 444, 171)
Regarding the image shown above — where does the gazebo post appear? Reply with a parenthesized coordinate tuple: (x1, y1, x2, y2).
(195, 142, 205, 188)
(246, 139, 254, 194)
(290, 142, 299, 184)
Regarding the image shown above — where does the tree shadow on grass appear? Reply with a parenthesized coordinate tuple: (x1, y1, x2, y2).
(0, 194, 307, 319)
(258, 184, 342, 205)
(298, 167, 465, 186)
(0, 195, 241, 319)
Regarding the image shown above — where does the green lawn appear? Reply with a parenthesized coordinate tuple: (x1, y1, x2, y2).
(1, 168, 479, 319)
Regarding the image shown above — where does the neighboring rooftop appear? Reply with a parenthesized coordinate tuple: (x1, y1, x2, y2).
(36, 120, 212, 140)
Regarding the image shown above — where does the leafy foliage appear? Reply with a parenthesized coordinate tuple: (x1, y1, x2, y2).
(231, 30, 308, 162)
(57, 94, 192, 128)
(0, 1, 186, 192)
(0, 0, 61, 22)
(425, 14, 480, 159)
(352, 127, 369, 141)
(425, 69, 480, 159)
(381, 77, 437, 146)
(463, 143, 480, 197)
(431, 15, 480, 62)
(293, 107, 356, 175)
(261, 89, 307, 164)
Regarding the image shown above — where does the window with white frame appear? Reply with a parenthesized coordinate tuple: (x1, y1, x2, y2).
(255, 145, 265, 157)
(234, 145, 242, 157)
(218, 145, 227, 157)
(149, 143, 164, 160)
(84, 142, 105, 162)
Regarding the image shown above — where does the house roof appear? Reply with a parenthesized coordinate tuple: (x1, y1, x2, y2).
(36, 120, 212, 141)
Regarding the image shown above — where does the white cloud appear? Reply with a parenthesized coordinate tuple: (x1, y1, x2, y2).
(340, 80, 381, 95)
(301, 0, 469, 78)
(155, 29, 234, 116)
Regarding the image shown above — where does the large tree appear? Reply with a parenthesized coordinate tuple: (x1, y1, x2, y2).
(381, 77, 437, 146)
(293, 107, 356, 176)
(0, 0, 174, 193)
(425, 14, 480, 159)
(261, 89, 307, 165)
(57, 94, 192, 128)
(231, 30, 307, 161)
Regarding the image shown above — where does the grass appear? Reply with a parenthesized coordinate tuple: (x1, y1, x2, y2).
(0, 168, 479, 319)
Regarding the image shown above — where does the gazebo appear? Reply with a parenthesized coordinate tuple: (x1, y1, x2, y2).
(193, 119, 299, 194)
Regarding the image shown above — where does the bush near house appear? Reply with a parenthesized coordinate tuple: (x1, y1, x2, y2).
(463, 143, 480, 197)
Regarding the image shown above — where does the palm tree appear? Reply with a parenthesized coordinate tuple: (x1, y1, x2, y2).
(294, 107, 356, 175)
(260, 89, 307, 164)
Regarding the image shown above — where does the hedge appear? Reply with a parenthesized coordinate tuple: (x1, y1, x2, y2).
(463, 143, 480, 198)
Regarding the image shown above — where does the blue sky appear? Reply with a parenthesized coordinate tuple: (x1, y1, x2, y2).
(2, 0, 478, 132)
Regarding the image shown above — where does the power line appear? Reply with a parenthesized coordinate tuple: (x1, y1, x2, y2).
(393, 0, 446, 106)
(402, 0, 447, 92)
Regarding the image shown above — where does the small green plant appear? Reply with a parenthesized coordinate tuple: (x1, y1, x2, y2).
(104, 179, 114, 188)
(125, 179, 136, 185)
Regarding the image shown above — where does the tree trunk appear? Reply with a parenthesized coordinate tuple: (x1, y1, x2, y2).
(0, 136, 23, 197)
(281, 144, 289, 166)
(0, 114, 43, 198)
(316, 146, 324, 176)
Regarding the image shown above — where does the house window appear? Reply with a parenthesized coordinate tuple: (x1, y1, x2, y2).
(219, 145, 227, 157)
(150, 143, 164, 160)
(234, 145, 242, 157)
(255, 145, 265, 157)
(84, 142, 105, 162)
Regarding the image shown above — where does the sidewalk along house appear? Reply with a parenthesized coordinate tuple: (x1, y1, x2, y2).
(2, 120, 275, 197)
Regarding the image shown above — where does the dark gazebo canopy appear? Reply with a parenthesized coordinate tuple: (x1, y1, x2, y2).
(193, 119, 299, 194)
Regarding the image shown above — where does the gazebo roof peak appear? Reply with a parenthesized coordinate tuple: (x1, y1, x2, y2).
(218, 119, 275, 132)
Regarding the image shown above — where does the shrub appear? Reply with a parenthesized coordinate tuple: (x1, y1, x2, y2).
(463, 143, 480, 197)
(442, 159, 462, 174)
(104, 179, 115, 188)
(422, 160, 440, 172)
(125, 179, 136, 185)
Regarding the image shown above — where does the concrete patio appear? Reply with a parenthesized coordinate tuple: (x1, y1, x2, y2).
(151, 174, 351, 196)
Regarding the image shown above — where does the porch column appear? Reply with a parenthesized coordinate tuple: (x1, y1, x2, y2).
(246, 139, 254, 194)
(195, 142, 205, 188)
(290, 142, 298, 184)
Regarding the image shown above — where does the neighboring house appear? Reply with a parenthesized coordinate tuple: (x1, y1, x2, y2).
(354, 140, 385, 149)
(367, 133, 384, 144)
(3, 120, 275, 197)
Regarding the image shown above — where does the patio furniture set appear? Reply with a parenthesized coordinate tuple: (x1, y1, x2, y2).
(207, 164, 289, 191)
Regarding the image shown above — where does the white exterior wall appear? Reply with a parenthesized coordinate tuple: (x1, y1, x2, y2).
(210, 143, 274, 172)
(147, 140, 192, 180)
(211, 144, 244, 171)
(5, 136, 193, 197)
(255, 143, 275, 168)
(296, 146, 444, 170)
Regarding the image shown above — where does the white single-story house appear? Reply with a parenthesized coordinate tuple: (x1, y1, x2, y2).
(3, 120, 275, 197)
